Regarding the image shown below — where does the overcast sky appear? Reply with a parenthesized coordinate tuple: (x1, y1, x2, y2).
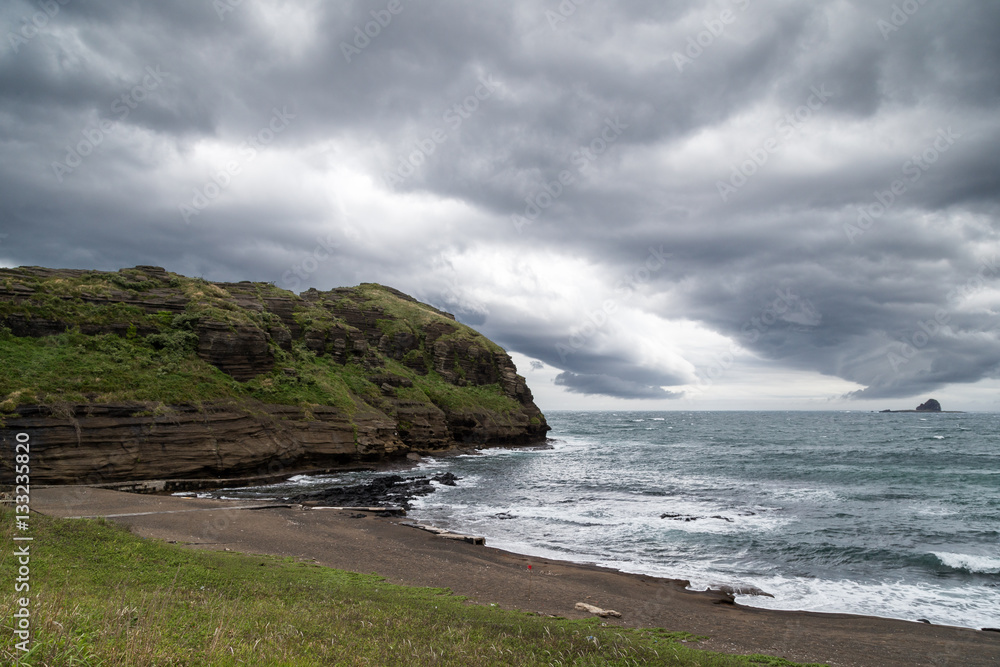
(2, 0, 999, 412)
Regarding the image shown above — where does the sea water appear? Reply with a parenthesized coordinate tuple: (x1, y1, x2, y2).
(407, 411, 1000, 630)
(232, 410, 1000, 629)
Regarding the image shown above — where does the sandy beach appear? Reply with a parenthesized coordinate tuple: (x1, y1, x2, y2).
(32, 486, 1000, 667)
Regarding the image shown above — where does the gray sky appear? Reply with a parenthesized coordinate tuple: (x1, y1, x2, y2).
(2, 0, 999, 411)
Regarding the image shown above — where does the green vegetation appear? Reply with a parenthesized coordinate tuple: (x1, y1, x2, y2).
(379, 360, 519, 416)
(0, 509, 825, 666)
(292, 300, 351, 338)
(0, 330, 368, 415)
(0, 292, 154, 329)
(239, 347, 359, 414)
(419, 377, 518, 416)
(0, 269, 275, 331)
(352, 282, 504, 355)
(0, 268, 534, 429)
(0, 328, 234, 408)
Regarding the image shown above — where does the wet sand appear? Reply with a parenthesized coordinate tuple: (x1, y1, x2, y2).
(33, 486, 1000, 667)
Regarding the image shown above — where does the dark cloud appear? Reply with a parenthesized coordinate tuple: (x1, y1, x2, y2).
(554, 372, 683, 400)
(1, 0, 999, 405)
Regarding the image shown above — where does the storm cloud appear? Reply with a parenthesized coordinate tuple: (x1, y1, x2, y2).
(1, 0, 998, 409)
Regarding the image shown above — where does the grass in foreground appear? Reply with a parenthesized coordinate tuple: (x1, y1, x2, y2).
(0, 510, 826, 666)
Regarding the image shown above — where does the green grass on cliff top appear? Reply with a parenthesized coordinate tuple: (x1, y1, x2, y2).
(0, 269, 519, 420)
(0, 328, 365, 414)
(351, 282, 504, 355)
(0, 508, 824, 667)
(1, 266, 502, 359)
(0, 269, 279, 330)
(0, 329, 236, 409)
(0, 328, 518, 419)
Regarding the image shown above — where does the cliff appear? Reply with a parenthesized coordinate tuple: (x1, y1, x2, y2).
(0, 266, 548, 485)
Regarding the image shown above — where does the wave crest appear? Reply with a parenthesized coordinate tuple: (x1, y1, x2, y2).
(931, 552, 1000, 574)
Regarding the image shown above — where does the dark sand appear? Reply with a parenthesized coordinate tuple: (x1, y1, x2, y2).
(34, 487, 1000, 667)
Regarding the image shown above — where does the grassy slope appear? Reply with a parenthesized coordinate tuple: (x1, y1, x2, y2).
(0, 509, 824, 666)
(0, 270, 520, 423)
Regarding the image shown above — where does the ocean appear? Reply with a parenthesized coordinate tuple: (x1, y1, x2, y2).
(225, 411, 1000, 630)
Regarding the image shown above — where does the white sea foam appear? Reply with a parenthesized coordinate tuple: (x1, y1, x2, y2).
(405, 512, 1000, 630)
(287, 474, 319, 484)
(404, 509, 1000, 630)
(931, 552, 1000, 574)
(739, 575, 1000, 629)
(915, 505, 957, 517)
(172, 490, 218, 499)
(768, 486, 840, 503)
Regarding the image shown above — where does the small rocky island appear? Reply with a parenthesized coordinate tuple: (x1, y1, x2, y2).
(879, 398, 963, 413)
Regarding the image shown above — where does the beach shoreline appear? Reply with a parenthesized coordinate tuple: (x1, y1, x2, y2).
(31, 486, 1000, 667)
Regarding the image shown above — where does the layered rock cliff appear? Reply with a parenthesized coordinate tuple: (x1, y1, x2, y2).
(0, 266, 548, 484)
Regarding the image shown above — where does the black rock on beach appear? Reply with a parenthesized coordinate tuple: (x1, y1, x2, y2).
(287, 473, 460, 510)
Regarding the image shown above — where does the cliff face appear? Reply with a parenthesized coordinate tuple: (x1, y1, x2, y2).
(0, 266, 548, 484)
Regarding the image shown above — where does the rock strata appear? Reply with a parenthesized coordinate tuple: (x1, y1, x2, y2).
(0, 266, 549, 485)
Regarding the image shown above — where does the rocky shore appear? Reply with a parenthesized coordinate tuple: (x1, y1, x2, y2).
(286, 472, 461, 510)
